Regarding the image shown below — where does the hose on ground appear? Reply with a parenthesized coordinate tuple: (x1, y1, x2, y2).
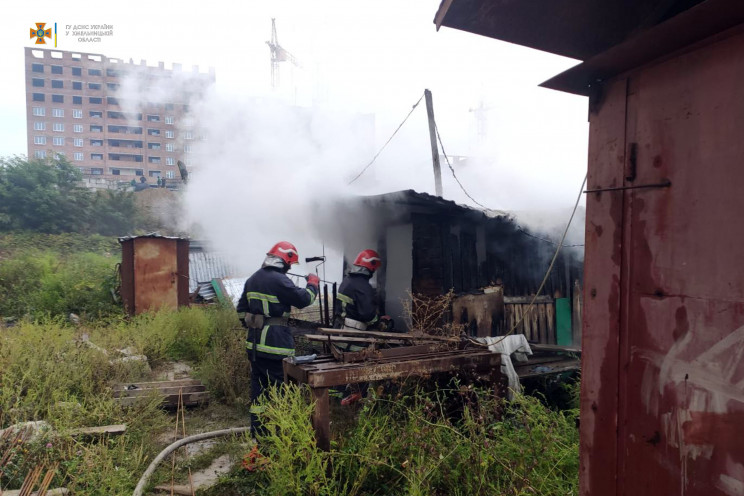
(132, 426, 250, 496)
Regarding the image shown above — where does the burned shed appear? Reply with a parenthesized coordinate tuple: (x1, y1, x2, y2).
(435, 0, 744, 494)
(337, 190, 583, 342)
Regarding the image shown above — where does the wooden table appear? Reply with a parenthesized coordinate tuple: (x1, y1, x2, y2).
(283, 349, 502, 450)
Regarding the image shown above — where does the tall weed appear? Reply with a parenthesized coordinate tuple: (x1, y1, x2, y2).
(197, 312, 251, 405)
(0, 249, 120, 320)
(234, 381, 579, 496)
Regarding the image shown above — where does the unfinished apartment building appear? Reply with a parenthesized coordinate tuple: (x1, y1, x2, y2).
(24, 47, 214, 188)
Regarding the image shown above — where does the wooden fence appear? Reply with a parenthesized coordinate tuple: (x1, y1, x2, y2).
(502, 296, 556, 344)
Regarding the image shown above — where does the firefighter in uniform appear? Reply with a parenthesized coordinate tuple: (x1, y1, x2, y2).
(237, 241, 319, 436)
(333, 249, 391, 404)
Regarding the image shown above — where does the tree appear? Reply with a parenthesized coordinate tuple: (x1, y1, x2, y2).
(0, 155, 137, 235)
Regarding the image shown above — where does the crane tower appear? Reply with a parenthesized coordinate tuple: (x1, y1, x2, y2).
(266, 18, 300, 89)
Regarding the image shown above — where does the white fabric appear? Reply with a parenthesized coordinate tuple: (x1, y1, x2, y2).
(475, 334, 533, 399)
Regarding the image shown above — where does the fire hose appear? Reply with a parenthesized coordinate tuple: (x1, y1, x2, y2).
(132, 426, 250, 496)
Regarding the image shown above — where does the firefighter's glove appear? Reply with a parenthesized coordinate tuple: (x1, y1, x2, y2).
(378, 315, 394, 332)
(306, 274, 320, 290)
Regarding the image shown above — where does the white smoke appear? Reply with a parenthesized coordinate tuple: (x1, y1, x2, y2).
(109, 3, 590, 284)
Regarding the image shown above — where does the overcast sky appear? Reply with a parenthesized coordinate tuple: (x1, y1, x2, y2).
(1, 0, 589, 276)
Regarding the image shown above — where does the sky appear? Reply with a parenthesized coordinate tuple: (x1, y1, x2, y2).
(1, 0, 589, 280)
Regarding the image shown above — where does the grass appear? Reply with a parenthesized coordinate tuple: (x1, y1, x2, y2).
(0, 233, 579, 495)
(208, 380, 579, 496)
(0, 305, 251, 494)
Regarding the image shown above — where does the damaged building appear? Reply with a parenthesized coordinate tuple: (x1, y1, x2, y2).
(335, 190, 583, 344)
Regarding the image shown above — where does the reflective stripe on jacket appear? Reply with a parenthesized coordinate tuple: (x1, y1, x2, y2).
(333, 273, 378, 352)
(334, 273, 378, 325)
(237, 266, 317, 359)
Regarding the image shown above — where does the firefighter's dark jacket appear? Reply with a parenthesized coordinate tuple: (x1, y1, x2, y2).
(237, 266, 317, 359)
(334, 273, 378, 325)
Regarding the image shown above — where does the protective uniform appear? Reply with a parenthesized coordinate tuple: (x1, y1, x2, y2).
(334, 250, 383, 405)
(334, 249, 382, 346)
(334, 268, 379, 351)
(237, 241, 318, 436)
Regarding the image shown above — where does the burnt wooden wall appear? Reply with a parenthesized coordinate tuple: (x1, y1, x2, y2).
(484, 217, 582, 299)
(409, 214, 582, 300)
(410, 214, 483, 297)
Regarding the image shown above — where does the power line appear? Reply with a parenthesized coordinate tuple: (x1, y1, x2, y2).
(348, 92, 425, 185)
(472, 172, 588, 348)
(435, 122, 584, 248)
(434, 122, 506, 215)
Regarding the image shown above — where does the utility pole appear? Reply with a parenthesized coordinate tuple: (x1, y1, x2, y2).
(424, 89, 443, 197)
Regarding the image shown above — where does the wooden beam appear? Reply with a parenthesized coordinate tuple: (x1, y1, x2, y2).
(311, 388, 330, 451)
(68, 424, 126, 437)
(113, 385, 206, 398)
(112, 379, 202, 391)
(317, 327, 458, 342)
(303, 334, 408, 345)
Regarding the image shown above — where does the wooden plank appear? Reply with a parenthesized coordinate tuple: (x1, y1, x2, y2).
(68, 424, 126, 436)
(545, 303, 556, 344)
(112, 379, 202, 391)
(503, 295, 554, 305)
(522, 304, 532, 340)
(304, 352, 500, 388)
(514, 359, 581, 379)
(337, 343, 454, 363)
(317, 328, 458, 342)
(311, 388, 330, 451)
(512, 304, 522, 336)
(114, 385, 206, 398)
(304, 334, 408, 345)
(537, 303, 548, 344)
(530, 304, 540, 343)
(530, 343, 582, 354)
(117, 391, 210, 408)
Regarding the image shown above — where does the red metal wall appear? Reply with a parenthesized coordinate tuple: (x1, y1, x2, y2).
(120, 236, 189, 315)
(582, 29, 744, 495)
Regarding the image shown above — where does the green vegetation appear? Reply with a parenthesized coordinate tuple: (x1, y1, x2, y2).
(209, 382, 579, 496)
(0, 212, 579, 494)
(0, 242, 121, 321)
(0, 306, 250, 494)
(0, 156, 138, 235)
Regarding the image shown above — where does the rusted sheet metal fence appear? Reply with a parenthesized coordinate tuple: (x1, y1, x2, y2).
(503, 296, 556, 344)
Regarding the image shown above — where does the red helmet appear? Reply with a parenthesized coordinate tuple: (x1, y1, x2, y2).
(353, 249, 382, 272)
(267, 241, 299, 265)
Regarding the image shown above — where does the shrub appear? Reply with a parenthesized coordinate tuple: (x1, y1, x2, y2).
(229, 380, 579, 496)
(197, 312, 251, 405)
(0, 248, 121, 320)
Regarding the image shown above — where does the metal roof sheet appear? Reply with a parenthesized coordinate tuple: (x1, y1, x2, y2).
(188, 249, 237, 293)
(118, 232, 187, 243)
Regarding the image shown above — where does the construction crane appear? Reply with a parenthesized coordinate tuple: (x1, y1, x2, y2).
(266, 18, 300, 89)
(468, 100, 493, 143)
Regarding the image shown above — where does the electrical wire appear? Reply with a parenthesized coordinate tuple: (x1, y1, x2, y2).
(434, 123, 507, 216)
(471, 171, 588, 348)
(348, 92, 425, 185)
(435, 122, 584, 247)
